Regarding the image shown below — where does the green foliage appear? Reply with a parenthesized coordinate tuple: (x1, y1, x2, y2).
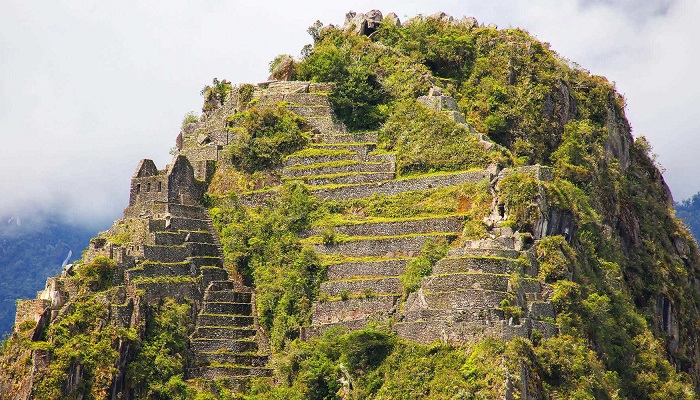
(400, 238, 449, 293)
(380, 99, 491, 175)
(536, 236, 575, 282)
(227, 104, 309, 173)
(201, 78, 233, 112)
(127, 299, 193, 399)
(211, 182, 323, 351)
(181, 111, 199, 129)
(76, 256, 116, 292)
(498, 172, 540, 231)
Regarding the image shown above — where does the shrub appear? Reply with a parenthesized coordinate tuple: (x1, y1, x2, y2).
(227, 104, 309, 172)
(380, 99, 491, 175)
(400, 238, 450, 293)
(77, 256, 116, 292)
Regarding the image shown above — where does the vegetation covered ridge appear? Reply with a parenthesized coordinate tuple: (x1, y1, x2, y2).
(0, 9, 698, 400)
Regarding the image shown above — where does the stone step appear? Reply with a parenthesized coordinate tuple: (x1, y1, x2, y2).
(188, 365, 273, 380)
(325, 259, 409, 280)
(143, 243, 220, 263)
(207, 280, 237, 291)
(126, 263, 192, 280)
(197, 314, 254, 327)
(311, 233, 456, 258)
(447, 247, 522, 259)
(190, 338, 258, 353)
(312, 295, 400, 325)
(284, 171, 394, 186)
(320, 277, 402, 297)
(421, 273, 510, 293)
(312, 170, 492, 200)
(149, 202, 209, 219)
(149, 217, 210, 232)
(204, 291, 252, 303)
(203, 302, 252, 315)
(193, 327, 256, 340)
(192, 352, 268, 367)
(189, 256, 224, 269)
(282, 160, 393, 178)
(303, 216, 463, 238)
(153, 231, 213, 245)
(434, 256, 523, 275)
(199, 267, 229, 289)
(412, 289, 512, 310)
(310, 143, 376, 158)
(317, 132, 378, 144)
(283, 150, 361, 168)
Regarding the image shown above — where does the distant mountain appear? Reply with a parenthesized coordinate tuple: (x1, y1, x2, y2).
(675, 193, 700, 242)
(0, 215, 96, 337)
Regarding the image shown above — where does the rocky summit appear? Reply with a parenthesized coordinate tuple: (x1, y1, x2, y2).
(1, 10, 699, 400)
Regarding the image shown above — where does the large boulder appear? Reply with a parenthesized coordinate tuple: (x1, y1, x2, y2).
(344, 10, 383, 36)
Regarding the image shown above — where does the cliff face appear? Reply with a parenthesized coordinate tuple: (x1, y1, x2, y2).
(1, 11, 699, 400)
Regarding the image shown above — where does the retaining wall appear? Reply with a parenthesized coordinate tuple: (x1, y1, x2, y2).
(312, 296, 399, 324)
(304, 216, 462, 238)
(320, 277, 402, 296)
(312, 234, 454, 257)
(325, 259, 409, 280)
(312, 170, 491, 200)
(434, 256, 523, 275)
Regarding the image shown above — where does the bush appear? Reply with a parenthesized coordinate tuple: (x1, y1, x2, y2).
(77, 256, 116, 292)
(227, 104, 309, 172)
(380, 99, 491, 175)
(400, 238, 449, 293)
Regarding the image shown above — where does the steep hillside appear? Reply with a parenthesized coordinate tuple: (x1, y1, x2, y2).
(1, 11, 698, 400)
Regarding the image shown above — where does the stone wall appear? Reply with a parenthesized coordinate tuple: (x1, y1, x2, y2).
(303, 216, 462, 238)
(325, 259, 408, 280)
(312, 170, 491, 200)
(312, 234, 455, 257)
(320, 277, 402, 296)
(312, 296, 399, 324)
(433, 256, 523, 275)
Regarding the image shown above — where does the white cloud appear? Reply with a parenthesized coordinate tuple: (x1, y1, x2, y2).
(0, 0, 696, 229)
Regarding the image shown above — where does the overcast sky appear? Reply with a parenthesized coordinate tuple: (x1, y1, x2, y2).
(1, 0, 698, 229)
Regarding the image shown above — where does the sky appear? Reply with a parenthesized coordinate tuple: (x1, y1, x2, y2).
(0, 0, 698, 230)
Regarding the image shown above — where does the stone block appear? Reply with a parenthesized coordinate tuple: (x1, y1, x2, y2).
(204, 291, 252, 303)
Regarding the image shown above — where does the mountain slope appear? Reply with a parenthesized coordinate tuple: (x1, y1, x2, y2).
(0, 10, 698, 400)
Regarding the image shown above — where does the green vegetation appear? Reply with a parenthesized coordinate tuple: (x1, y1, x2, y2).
(380, 99, 491, 175)
(227, 104, 309, 172)
(2, 11, 699, 400)
(400, 238, 450, 293)
(211, 182, 324, 351)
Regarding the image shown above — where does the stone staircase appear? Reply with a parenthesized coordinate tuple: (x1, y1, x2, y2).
(188, 281, 272, 390)
(120, 203, 271, 388)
